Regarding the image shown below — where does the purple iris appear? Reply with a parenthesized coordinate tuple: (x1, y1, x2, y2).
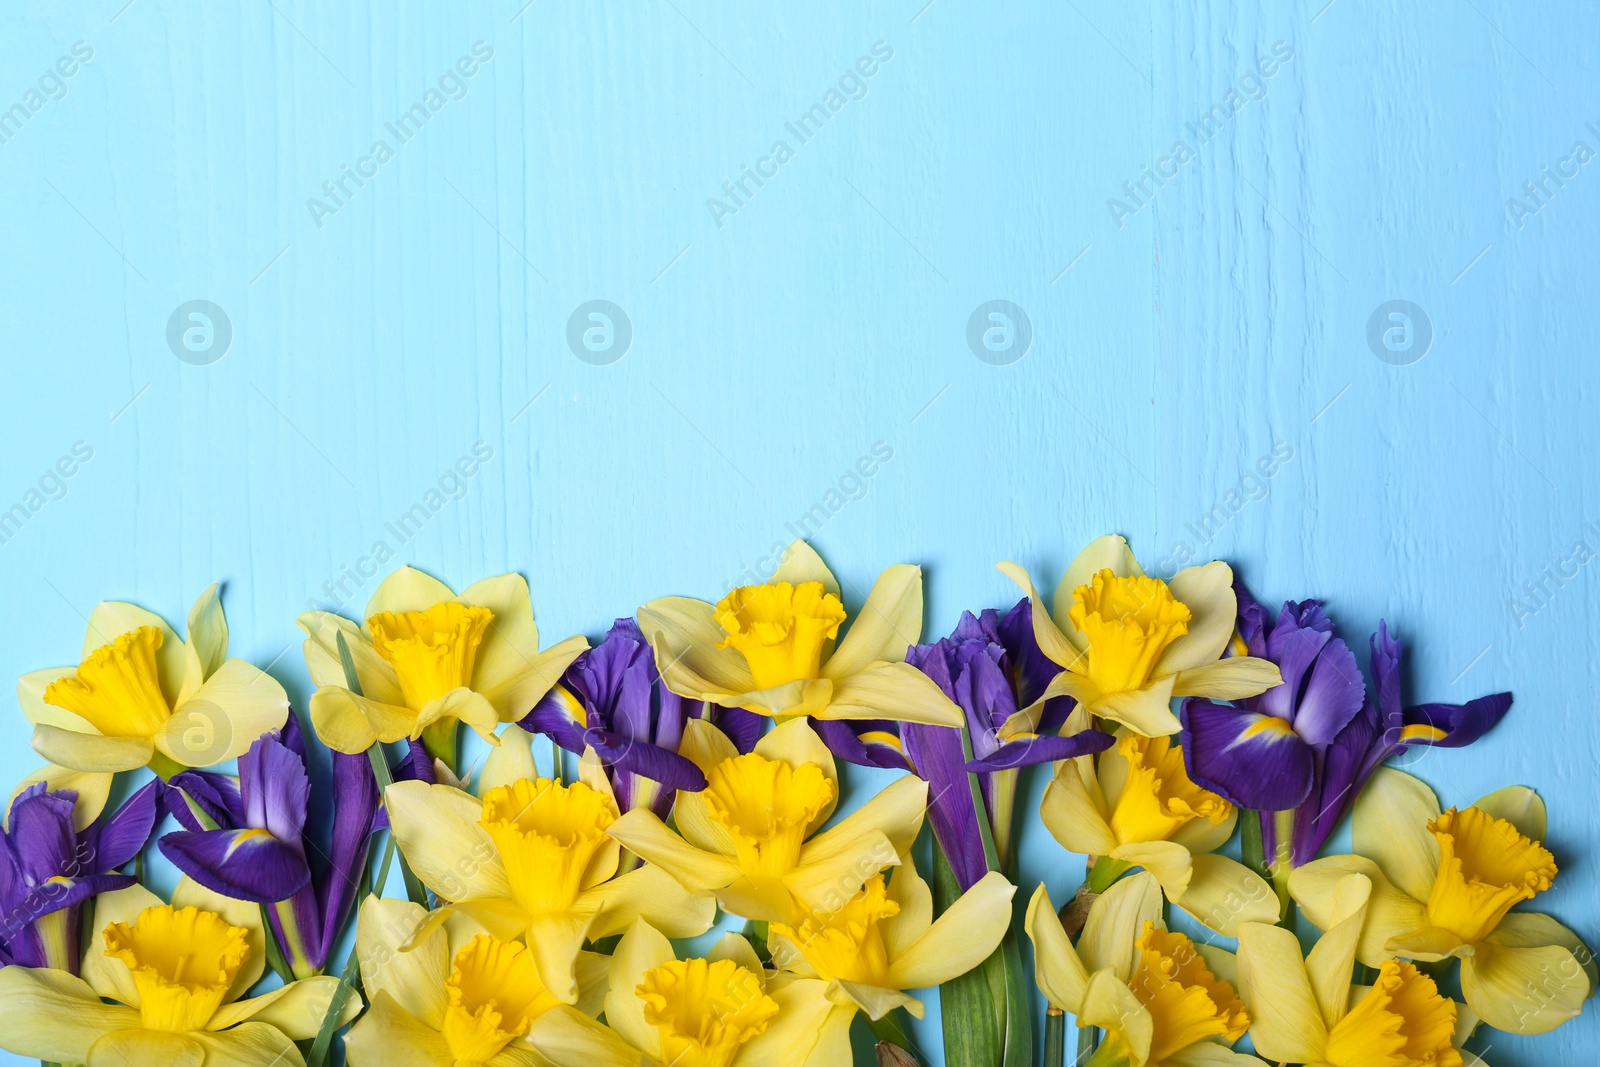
(825, 600, 1114, 890)
(1180, 579, 1512, 867)
(522, 618, 712, 821)
(0, 780, 158, 971)
(159, 714, 381, 977)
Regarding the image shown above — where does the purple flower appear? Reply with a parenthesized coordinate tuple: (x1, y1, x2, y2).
(159, 714, 381, 977)
(522, 618, 711, 821)
(1180, 578, 1512, 867)
(0, 780, 158, 972)
(823, 600, 1113, 890)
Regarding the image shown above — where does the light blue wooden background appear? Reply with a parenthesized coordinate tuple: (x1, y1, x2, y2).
(2, 1, 1596, 1063)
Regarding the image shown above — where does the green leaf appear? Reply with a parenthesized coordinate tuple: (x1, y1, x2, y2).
(305, 938, 362, 1067)
(999, 927, 1034, 1067)
(934, 846, 1003, 1067)
(259, 902, 296, 984)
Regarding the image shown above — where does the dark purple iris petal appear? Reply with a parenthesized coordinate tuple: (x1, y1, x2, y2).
(241, 734, 310, 844)
(590, 729, 709, 792)
(1181, 699, 1316, 811)
(997, 598, 1061, 709)
(1232, 576, 1272, 660)
(313, 749, 381, 969)
(1290, 701, 1379, 865)
(396, 738, 438, 784)
(812, 718, 913, 771)
(524, 686, 592, 755)
(165, 769, 244, 831)
(1257, 601, 1335, 721)
(160, 828, 312, 902)
(1290, 633, 1366, 747)
(967, 729, 1111, 772)
(1400, 693, 1513, 750)
(87, 779, 161, 872)
(6, 786, 77, 886)
(902, 722, 988, 891)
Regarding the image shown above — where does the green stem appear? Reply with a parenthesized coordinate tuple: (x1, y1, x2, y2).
(420, 719, 457, 771)
(957, 726, 1002, 875)
(1086, 856, 1131, 894)
(1078, 1024, 1100, 1065)
(867, 1008, 919, 1058)
(305, 935, 362, 1067)
(550, 735, 564, 784)
(1269, 809, 1295, 923)
(1043, 1009, 1066, 1067)
(988, 767, 1020, 874)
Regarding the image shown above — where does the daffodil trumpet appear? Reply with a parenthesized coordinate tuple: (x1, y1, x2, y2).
(604, 716, 926, 923)
(382, 725, 715, 1003)
(998, 535, 1282, 738)
(299, 566, 587, 766)
(1180, 583, 1511, 880)
(0, 878, 357, 1067)
(1025, 873, 1261, 1067)
(1041, 729, 1278, 936)
(1290, 767, 1595, 1035)
(20, 583, 290, 816)
(636, 540, 963, 728)
(1237, 869, 1485, 1066)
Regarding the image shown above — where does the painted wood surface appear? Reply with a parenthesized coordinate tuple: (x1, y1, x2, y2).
(1, 2, 1595, 1063)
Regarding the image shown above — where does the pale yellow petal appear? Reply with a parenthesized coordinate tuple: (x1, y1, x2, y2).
(345, 990, 454, 1067)
(788, 831, 902, 919)
(83, 601, 186, 706)
(181, 582, 229, 703)
(1169, 803, 1237, 856)
(803, 772, 926, 864)
(526, 1005, 641, 1067)
(296, 611, 405, 705)
(883, 852, 934, 957)
(707, 931, 764, 974)
(385, 780, 509, 901)
(1352, 767, 1442, 901)
(1236, 921, 1325, 1063)
(458, 573, 538, 685)
(1163, 1041, 1271, 1066)
(476, 634, 589, 724)
(415, 687, 502, 745)
(1090, 674, 1180, 736)
(158, 659, 290, 767)
(829, 978, 923, 1020)
(824, 564, 923, 679)
(1303, 873, 1372, 1031)
(1461, 940, 1589, 1034)
(1078, 969, 1151, 1063)
(1024, 883, 1088, 1012)
(1056, 535, 1145, 645)
(1289, 855, 1429, 969)
(87, 1029, 203, 1067)
(18, 666, 87, 731)
(0, 965, 136, 1062)
(995, 561, 1084, 666)
(1169, 656, 1282, 700)
(1172, 854, 1280, 936)
(1471, 784, 1547, 844)
(1109, 840, 1194, 904)
(310, 687, 416, 753)
(1079, 870, 1163, 980)
(31, 724, 152, 773)
(637, 596, 756, 696)
(822, 661, 962, 726)
(1040, 760, 1117, 856)
(527, 912, 595, 1004)
(211, 975, 357, 1037)
(679, 716, 739, 775)
(1157, 561, 1237, 674)
(768, 540, 841, 596)
(604, 809, 740, 893)
(10, 764, 112, 830)
(365, 566, 457, 621)
(582, 857, 719, 940)
(356, 894, 448, 1028)
(1486, 911, 1598, 989)
(605, 919, 675, 1059)
(740, 977, 838, 1065)
(480, 724, 539, 796)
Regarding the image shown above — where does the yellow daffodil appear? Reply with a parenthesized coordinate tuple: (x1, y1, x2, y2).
(299, 566, 587, 756)
(1025, 872, 1260, 1067)
(636, 540, 961, 726)
(383, 730, 714, 1005)
(999, 536, 1281, 737)
(1290, 767, 1595, 1035)
(526, 920, 838, 1067)
(1238, 870, 1487, 1066)
(766, 858, 1015, 1043)
(345, 895, 610, 1067)
(17, 584, 289, 824)
(0, 879, 355, 1067)
(604, 716, 928, 922)
(1040, 730, 1278, 935)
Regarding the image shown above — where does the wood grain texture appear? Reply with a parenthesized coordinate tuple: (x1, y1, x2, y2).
(0, 1, 1594, 1063)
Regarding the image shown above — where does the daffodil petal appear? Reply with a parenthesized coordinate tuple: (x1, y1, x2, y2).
(1024, 883, 1089, 1012)
(385, 780, 510, 901)
(823, 564, 923, 680)
(823, 661, 962, 726)
(526, 1005, 641, 1067)
(356, 894, 448, 1028)
(1091, 675, 1180, 736)
(1471, 784, 1547, 844)
(10, 764, 112, 830)
(1170, 656, 1282, 700)
(181, 582, 229, 703)
(803, 772, 926, 863)
(365, 565, 457, 621)
(1157, 561, 1237, 675)
(1461, 940, 1589, 1035)
(1079, 870, 1164, 980)
(1169, 804, 1237, 856)
(1056, 535, 1145, 644)
(1289, 855, 1429, 970)
(477, 634, 589, 724)
(1110, 840, 1194, 905)
(1352, 767, 1442, 901)
(829, 978, 924, 1020)
(31, 724, 152, 773)
(883, 853, 934, 957)
(637, 596, 756, 696)
(0, 966, 136, 1063)
(172, 876, 267, 998)
(741, 977, 839, 1066)
(1078, 968, 1151, 1063)
(82, 882, 164, 1003)
(605, 809, 740, 893)
(583, 859, 718, 940)
(211, 975, 358, 1037)
(83, 600, 186, 705)
(1303, 873, 1372, 1031)
(1172, 854, 1280, 936)
(1163, 1041, 1274, 1066)
(158, 659, 290, 766)
(754, 718, 839, 828)
(1040, 759, 1117, 856)
(416, 687, 501, 744)
(604, 920, 673, 1059)
(297, 611, 405, 705)
(1236, 920, 1325, 1064)
(995, 561, 1084, 666)
(788, 830, 902, 918)
(310, 687, 415, 753)
(18, 666, 86, 731)
(344, 990, 453, 1067)
(480, 724, 539, 796)
(87, 1029, 203, 1067)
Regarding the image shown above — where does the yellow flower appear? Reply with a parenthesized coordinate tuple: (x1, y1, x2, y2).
(1040, 730, 1278, 936)
(604, 717, 928, 922)
(999, 536, 1281, 737)
(768, 862, 1015, 1032)
(382, 729, 714, 1004)
(526, 921, 839, 1067)
(345, 895, 610, 1067)
(1025, 874, 1260, 1067)
(1237, 870, 1482, 1067)
(1290, 767, 1594, 1035)
(0, 880, 354, 1066)
(17, 584, 289, 825)
(636, 541, 961, 726)
(299, 565, 587, 755)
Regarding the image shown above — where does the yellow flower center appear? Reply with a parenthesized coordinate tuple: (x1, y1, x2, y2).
(770, 873, 899, 986)
(1424, 806, 1556, 944)
(44, 626, 171, 738)
(479, 777, 617, 917)
(714, 581, 846, 690)
(1117, 923, 1248, 1063)
(440, 935, 561, 1064)
(702, 753, 836, 884)
(637, 957, 779, 1067)
(1323, 959, 1463, 1067)
(103, 905, 249, 1033)
(368, 601, 494, 709)
(1108, 733, 1230, 845)
(1068, 570, 1192, 694)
